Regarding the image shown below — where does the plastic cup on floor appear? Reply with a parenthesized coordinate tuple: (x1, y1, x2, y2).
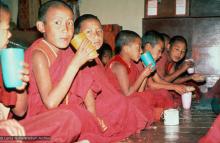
(182, 92, 192, 110)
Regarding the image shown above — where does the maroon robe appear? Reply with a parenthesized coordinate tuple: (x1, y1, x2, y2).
(25, 38, 148, 142)
(199, 115, 220, 143)
(69, 60, 149, 141)
(0, 68, 17, 107)
(157, 52, 201, 102)
(25, 38, 110, 143)
(106, 55, 175, 122)
(0, 109, 81, 143)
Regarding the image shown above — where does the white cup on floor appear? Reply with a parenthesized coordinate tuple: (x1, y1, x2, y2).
(182, 92, 192, 109)
(164, 109, 179, 125)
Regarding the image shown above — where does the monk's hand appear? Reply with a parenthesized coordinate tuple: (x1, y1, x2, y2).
(0, 119, 25, 136)
(142, 64, 153, 77)
(75, 38, 98, 66)
(180, 61, 193, 72)
(96, 116, 108, 132)
(173, 84, 188, 95)
(16, 62, 29, 91)
(191, 73, 205, 82)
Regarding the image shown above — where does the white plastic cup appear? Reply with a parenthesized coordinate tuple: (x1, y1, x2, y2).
(181, 92, 192, 109)
(164, 109, 179, 125)
(185, 59, 195, 74)
(187, 67, 195, 74)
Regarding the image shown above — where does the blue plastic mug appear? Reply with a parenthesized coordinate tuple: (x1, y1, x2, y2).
(140, 51, 156, 70)
(1, 48, 24, 88)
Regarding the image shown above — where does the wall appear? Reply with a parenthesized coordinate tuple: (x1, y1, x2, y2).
(79, 0, 145, 36)
(143, 0, 220, 77)
(2, 0, 18, 24)
(190, 0, 220, 17)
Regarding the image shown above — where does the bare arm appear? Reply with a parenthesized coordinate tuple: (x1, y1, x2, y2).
(84, 89, 107, 132)
(147, 73, 188, 95)
(173, 76, 192, 84)
(138, 78, 148, 92)
(32, 40, 97, 109)
(11, 91, 28, 117)
(111, 62, 152, 96)
(174, 73, 205, 84)
(84, 89, 96, 116)
(12, 62, 29, 117)
(161, 61, 192, 82)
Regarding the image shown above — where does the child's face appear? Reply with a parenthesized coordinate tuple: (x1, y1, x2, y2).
(40, 6, 74, 49)
(80, 19, 103, 50)
(144, 40, 164, 61)
(0, 10, 11, 49)
(169, 41, 186, 62)
(101, 50, 112, 65)
(127, 38, 142, 62)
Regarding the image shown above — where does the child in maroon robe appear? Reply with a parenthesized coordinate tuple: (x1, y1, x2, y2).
(24, 1, 108, 142)
(0, 1, 85, 142)
(141, 31, 190, 108)
(105, 30, 176, 123)
(0, 1, 29, 119)
(156, 35, 204, 101)
(24, 1, 147, 142)
(71, 14, 150, 142)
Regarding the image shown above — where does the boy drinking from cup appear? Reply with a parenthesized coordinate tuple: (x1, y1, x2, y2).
(105, 30, 178, 123)
(0, 2, 86, 142)
(0, 1, 29, 120)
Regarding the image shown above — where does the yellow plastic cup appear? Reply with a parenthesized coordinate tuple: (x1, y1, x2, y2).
(71, 33, 98, 57)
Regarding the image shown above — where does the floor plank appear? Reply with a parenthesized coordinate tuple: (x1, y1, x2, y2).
(126, 101, 217, 143)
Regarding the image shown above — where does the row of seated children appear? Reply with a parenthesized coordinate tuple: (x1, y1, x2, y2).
(0, 0, 219, 142)
(100, 31, 203, 107)
(0, 1, 88, 142)
(1, 1, 151, 142)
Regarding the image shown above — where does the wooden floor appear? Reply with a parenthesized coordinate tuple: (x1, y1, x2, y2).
(126, 100, 217, 143)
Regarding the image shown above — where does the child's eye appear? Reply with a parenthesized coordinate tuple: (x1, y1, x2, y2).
(54, 20, 61, 25)
(67, 20, 73, 26)
(97, 29, 103, 34)
(85, 30, 91, 34)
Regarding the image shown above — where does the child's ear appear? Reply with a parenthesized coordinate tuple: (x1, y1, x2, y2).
(36, 21, 45, 33)
(123, 45, 129, 53)
(167, 43, 171, 51)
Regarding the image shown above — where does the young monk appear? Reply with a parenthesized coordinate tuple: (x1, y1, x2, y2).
(105, 30, 176, 123)
(71, 14, 149, 142)
(0, 2, 84, 142)
(141, 31, 190, 108)
(156, 35, 204, 100)
(0, 1, 29, 119)
(24, 1, 108, 142)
